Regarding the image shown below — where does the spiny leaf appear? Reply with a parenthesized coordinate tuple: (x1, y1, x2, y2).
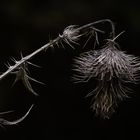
(0, 104, 34, 127)
(12, 62, 43, 96)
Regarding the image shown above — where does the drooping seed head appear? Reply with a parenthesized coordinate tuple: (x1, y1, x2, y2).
(73, 38, 140, 118)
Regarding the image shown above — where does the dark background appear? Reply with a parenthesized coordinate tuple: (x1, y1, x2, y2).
(0, 0, 140, 139)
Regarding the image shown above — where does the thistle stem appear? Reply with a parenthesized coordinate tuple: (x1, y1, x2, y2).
(0, 37, 60, 80)
(0, 19, 114, 81)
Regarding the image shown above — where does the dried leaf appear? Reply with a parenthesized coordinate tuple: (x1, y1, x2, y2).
(12, 63, 43, 96)
(0, 104, 34, 127)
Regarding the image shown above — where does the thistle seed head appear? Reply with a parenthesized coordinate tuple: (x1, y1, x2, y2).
(73, 37, 140, 118)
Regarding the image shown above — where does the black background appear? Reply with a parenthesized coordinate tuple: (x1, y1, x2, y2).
(0, 0, 140, 139)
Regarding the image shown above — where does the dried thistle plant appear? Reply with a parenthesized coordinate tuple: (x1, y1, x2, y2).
(73, 23, 140, 118)
(0, 19, 112, 126)
(0, 19, 137, 125)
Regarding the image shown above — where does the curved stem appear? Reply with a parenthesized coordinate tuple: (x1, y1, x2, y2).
(77, 19, 115, 39)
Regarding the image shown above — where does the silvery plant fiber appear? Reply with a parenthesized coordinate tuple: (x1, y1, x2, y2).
(73, 36, 140, 119)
